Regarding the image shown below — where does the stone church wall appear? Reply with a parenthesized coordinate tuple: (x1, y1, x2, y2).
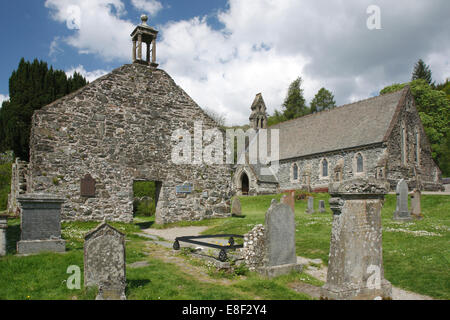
(28, 63, 232, 223)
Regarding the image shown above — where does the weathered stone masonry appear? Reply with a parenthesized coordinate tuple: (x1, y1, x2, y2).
(28, 63, 232, 223)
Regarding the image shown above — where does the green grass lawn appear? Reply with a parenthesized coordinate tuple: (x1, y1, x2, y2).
(0, 193, 448, 300)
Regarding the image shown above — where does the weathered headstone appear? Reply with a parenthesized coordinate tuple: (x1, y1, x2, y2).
(410, 189, 422, 219)
(321, 178, 392, 300)
(231, 197, 242, 216)
(393, 179, 412, 221)
(319, 200, 326, 213)
(243, 199, 302, 278)
(80, 174, 96, 198)
(281, 191, 295, 214)
(306, 196, 315, 214)
(16, 194, 66, 254)
(0, 215, 8, 256)
(84, 222, 126, 300)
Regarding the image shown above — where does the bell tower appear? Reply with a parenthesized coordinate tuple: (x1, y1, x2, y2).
(249, 93, 268, 130)
(131, 15, 158, 67)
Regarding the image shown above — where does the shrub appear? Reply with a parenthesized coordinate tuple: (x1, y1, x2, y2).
(0, 162, 12, 211)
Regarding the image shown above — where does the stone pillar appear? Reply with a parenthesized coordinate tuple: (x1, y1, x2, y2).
(137, 34, 142, 60)
(306, 196, 314, 214)
(16, 194, 66, 254)
(0, 215, 8, 256)
(132, 40, 136, 62)
(393, 179, 411, 221)
(321, 178, 392, 300)
(319, 200, 326, 213)
(152, 39, 156, 64)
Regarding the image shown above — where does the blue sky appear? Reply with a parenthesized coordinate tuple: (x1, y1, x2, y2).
(0, 0, 449, 125)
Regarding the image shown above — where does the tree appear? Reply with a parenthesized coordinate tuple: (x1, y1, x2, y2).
(266, 109, 287, 127)
(281, 77, 309, 120)
(0, 58, 88, 161)
(380, 79, 450, 176)
(412, 59, 433, 86)
(310, 87, 336, 113)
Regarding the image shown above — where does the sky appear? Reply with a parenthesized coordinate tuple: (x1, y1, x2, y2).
(0, 0, 449, 126)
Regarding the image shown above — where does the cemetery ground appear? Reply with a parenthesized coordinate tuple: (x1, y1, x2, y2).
(0, 192, 448, 300)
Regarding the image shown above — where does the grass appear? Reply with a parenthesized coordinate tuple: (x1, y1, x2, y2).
(0, 192, 448, 300)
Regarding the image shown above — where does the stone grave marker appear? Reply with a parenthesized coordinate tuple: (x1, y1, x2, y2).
(80, 174, 96, 197)
(319, 200, 326, 213)
(281, 191, 295, 214)
(410, 189, 422, 219)
(321, 178, 392, 300)
(242, 199, 302, 278)
(306, 196, 315, 214)
(84, 222, 126, 300)
(16, 194, 66, 254)
(393, 179, 412, 221)
(0, 215, 7, 256)
(231, 197, 242, 216)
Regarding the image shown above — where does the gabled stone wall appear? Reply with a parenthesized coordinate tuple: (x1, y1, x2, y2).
(29, 63, 232, 223)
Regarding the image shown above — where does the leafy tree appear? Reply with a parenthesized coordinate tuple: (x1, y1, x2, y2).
(0, 58, 87, 161)
(281, 77, 309, 120)
(266, 109, 287, 127)
(435, 79, 450, 100)
(380, 79, 450, 175)
(310, 87, 336, 113)
(412, 59, 433, 86)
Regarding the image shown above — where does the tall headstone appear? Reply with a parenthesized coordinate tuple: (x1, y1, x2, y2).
(0, 215, 8, 256)
(231, 197, 242, 216)
(393, 179, 412, 221)
(410, 189, 422, 219)
(16, 194, 66, 254)
(319, 200, 326, 213)
(84, 222, 126, 300)
(260, 199, 302, 277)
(306, 196, 315, 214)
(321, 178, 392, 300)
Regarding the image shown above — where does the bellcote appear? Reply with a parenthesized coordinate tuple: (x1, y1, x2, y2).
(131, 15, 158, 67)
(249, 93, 268, 130)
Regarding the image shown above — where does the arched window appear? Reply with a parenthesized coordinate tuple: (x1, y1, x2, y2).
(401, 123, 407, 165)
(322, 159, 328, 177)
(356, 153, 364, 173)
(293, 163, 299, 181)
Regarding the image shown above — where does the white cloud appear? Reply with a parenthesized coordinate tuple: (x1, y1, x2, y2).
(45, 0, 450, 125)
(0, 94, 9, 107)
(130, 0, 162, 16)
(66, 65, 109, 83)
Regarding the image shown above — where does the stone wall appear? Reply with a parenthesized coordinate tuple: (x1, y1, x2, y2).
(7, 159, 29, 215)
(242, 224, 265, 271)
(28, 63, 232, 223)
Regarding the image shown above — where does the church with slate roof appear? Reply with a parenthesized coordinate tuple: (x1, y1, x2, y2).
(233, 88, 444, 195)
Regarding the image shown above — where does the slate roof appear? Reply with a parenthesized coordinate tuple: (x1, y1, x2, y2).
(269, 87, 407, 160)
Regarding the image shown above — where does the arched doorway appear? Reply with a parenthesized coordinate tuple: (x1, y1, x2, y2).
(241, 172, 249, 195)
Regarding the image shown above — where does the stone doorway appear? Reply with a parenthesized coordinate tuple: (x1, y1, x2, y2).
(241, 173, 249, 195)
(133, 180, 162, 217)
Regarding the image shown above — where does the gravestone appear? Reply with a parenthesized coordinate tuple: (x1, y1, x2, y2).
(84, 222, 126, 300)
(319, 200, 326, 213)
(16, 194, 66, 254)
(410, 189, 422, 219)
(80, 174, 96, 197)
(393, 179, 412, 221)
(281, 191, 295, 214)
(321, 178, 392, 300)
(259, 199, 302, 277)
(306, 196, 315, 214)
(0, 215, 7, 256)
(231, 198, 242, 216)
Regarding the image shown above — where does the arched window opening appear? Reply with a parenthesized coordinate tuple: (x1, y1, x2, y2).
(356, 153, 364, 173)
(293, 163, 299, 181)
(322, 159, 328, 177)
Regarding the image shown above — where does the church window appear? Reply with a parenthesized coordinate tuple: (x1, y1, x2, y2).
(293, 163, 299, 181)
(356, 153, 364, 173)
(322, 159, 328, 177)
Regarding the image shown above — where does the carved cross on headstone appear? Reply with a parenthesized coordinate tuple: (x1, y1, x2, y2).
(81, 174, 96, 197)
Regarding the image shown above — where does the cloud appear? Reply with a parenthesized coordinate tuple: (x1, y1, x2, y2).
(0, 94, 9, 107)
(65, 65, 109, 83)
(45, 0, 450, 125)
(130, 0, 163, 16)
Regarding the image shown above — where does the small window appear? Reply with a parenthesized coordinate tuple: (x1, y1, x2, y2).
(356, 153, 364, 173)
(322, 159, 328, 177)
(415, 131, 420, 163)
(293, 163, 299, 181)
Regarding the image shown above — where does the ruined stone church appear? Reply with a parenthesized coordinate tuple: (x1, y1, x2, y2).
(233, 89, 444, 195)
(8, 16, 232, 224)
